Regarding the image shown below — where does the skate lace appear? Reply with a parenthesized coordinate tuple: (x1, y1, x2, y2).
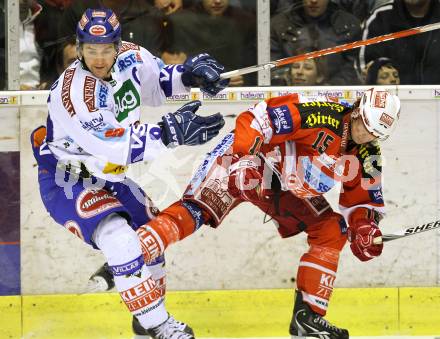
(314, 316, 341, 332)
(151, 316, 193, 339)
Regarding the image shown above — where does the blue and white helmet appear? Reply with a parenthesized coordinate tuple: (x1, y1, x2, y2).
(76, 8, 121, 45)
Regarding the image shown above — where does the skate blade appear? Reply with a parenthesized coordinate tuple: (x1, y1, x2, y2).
(133, 335, 151, 339)
(291, 336, 333, 339)
(80, 277, 111, 295)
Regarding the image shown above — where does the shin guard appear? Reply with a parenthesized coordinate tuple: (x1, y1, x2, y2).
(93, 214, 167, 329)
(296, 245, 340, 315)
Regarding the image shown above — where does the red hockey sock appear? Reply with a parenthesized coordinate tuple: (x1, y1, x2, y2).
(136, 201, 204, 262)
(296, 245, 340, 315)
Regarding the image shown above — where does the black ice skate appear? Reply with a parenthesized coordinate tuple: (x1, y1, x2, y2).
(133, 314, 195, 339)
(86, 263, 115, 292)
(289, 290, 349, 339)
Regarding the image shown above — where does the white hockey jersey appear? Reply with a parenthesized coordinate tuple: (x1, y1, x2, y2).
(46, 41, 189, 182)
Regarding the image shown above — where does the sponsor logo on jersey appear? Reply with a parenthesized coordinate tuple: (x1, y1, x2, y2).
(340, 121, 349, 151)
(81, 113, 106, 131)
(357, 141, 381, 177)
(98, 83, 109, 107)
(316, 153, 344, 177)
(182, 201, 204, 230)
(61, 68, 76, 116)
(102, 162, 128, 175)
(118, 42, 140, 54)
(298, 102, 347, 135)
(200, 179, 234, 221)
(379, 112, 394, 127)
(89, 24, 106, 36)
(301, 157, 336, 194)
(268, 105, 293, 134)
(84, 76, 97, 112)
(188, 133, 234, 194)
(76, 189, 122, 218)
(50, 80, 59, 90)
(368, 188, 384, 204)
(64, 220, 84, 240)
(114, 80, 140, 122)
(104, 128, 125, 138)
(302, 111, 341, 131)
(117, 53, 142, 72)
(299, 101, 345, 113)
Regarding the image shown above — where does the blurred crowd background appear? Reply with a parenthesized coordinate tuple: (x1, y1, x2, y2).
(0, 0, 438, 90)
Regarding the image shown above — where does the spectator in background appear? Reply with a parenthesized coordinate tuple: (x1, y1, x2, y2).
(289, 57, 327, 85)
(19, 0, 45, 90)
(55, 35, 77, 75)
(0, 1, 5, 90)
(58, 0, 165, 56)
(332, 0, 377, 23)
(271, 0, 361, 85)
(166, 0, 257, 86)
(153, 0, 183, 15)
(157, 3, 187, 64)
(271, 47, 328, 86)
(359, 0, 440, 84)
(363, 57, 400, 85)
(34, 0, 73, 88)
(161, 48, 187, 64)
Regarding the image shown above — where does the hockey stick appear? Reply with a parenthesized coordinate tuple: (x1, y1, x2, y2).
(220, 22, 440, 79)
(373, 219, 440, 244)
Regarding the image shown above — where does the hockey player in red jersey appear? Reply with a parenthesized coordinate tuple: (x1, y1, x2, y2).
(94, 88, 400, 338)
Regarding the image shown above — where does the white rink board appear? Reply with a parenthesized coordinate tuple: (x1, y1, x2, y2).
(8, 86, 440, 294)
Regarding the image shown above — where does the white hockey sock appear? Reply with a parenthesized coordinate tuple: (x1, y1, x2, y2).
(93, 213, 168, 329)
(147, 255, 167, 296)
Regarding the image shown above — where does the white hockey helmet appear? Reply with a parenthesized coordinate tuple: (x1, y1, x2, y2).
(358, 88, 401, 140)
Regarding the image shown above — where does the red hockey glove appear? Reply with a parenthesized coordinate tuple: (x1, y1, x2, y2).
(228, 154, 264, 202)
(347, 208, 384, 262)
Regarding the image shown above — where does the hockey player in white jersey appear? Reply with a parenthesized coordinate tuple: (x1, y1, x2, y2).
(30, 8, 228, 339)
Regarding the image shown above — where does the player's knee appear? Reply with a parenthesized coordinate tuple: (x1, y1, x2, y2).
(307, 244, 341, 265)
(93, 213, 142, 266)
(314, 215, 348, 251)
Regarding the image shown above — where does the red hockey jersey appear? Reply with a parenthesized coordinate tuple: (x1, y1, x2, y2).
(232, 93, 385, 219)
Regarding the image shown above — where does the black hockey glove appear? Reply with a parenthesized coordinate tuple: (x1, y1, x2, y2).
(181, 53, 230, 96)
(160, 100, 225, 148)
